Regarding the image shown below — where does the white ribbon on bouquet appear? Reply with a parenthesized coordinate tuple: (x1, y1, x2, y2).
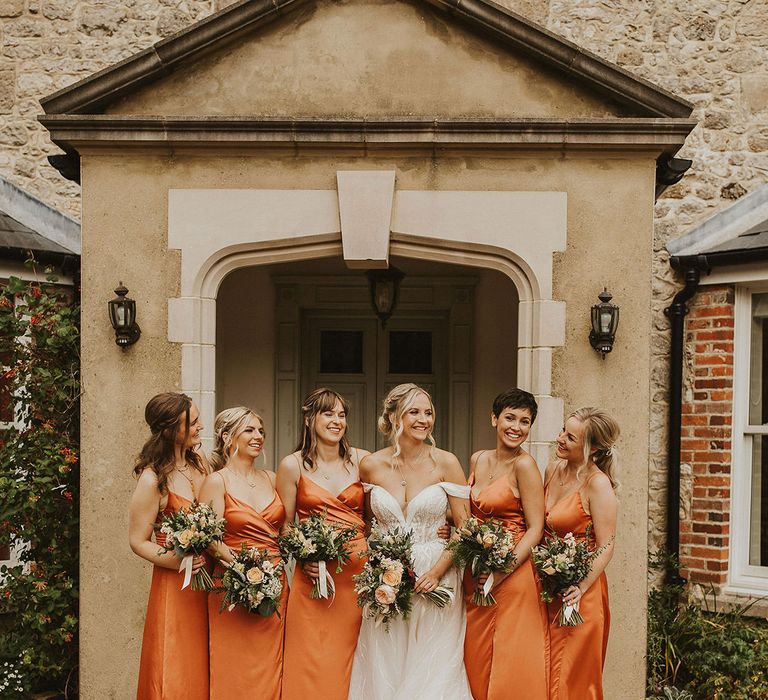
(179, 554, 194, 590)
(482, 572, 494, 597)
(317, 560, 336, 602)
(562, 600, 579, 622)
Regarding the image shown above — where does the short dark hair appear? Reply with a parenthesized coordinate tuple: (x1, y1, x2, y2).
(492, 388, 538, 423)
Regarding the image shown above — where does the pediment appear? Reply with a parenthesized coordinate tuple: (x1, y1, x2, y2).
(41, 0, 692, 121)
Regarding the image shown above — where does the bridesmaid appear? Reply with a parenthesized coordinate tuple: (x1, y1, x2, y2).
(463, 388, 547, 700)
(277, 388, 369, 700)
(128, 392, 210, 700)
(199, 406, 287, 700)
(543, 407, 619, 700)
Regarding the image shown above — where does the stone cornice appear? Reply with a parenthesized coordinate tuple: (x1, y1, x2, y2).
(39, 115, 698, 154)
(38, 0, 693, 119)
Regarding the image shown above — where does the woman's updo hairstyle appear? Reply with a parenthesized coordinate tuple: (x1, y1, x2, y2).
(133, 392, 205, 493)
(209, 406, 264, 472)
(569, 406, 620, 492)
(378, 383, 437, 463)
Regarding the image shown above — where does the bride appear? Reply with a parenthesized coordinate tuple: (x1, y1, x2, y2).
(348, 383, 473, 700)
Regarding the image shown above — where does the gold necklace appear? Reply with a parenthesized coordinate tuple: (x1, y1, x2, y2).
(558, 463, 575, 487)
(488, 448, 522, 481)
(395, 449, 431, 499)
(231, 466, 261, 489)
(175, 463, 196, 497)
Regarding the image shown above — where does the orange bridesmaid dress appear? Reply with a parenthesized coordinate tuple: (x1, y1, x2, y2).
(463, 473, 548, 700)
(208, 483, 288, 699)
(137, 490, 209, 699)
(544, 475, 610, 700)
(282, 473, 367, 700)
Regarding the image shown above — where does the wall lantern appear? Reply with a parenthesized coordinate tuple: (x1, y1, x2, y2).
(366, 267, 405, 328)
(108, 282, 141, 348)
(589, 288, 619, 357)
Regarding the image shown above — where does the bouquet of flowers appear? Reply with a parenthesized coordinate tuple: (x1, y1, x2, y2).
(157, 501, 226, 591)
(353, 522, 453, 630)
(447, 516, 517, 606)
(531, 529, 600, 626)
(279, 510, 359, 600)
(219, 544, 285, 617)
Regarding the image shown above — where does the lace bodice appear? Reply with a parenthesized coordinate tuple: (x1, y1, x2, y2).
(365, 482, 470, 545)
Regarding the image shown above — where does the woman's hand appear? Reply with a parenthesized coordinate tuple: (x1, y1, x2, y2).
(302, 561, 320, 581)
(414, 569, 442, 594)
(191, 554, 207, 574)
(476, 570, 510, 592)
(562, 584, 583, 607)
(436, 522, 451, 541)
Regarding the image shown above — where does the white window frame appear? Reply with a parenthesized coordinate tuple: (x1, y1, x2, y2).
(728, 282, 768, 595)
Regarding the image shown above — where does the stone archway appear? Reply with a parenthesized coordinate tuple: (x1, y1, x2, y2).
(167, 184, 566, 468)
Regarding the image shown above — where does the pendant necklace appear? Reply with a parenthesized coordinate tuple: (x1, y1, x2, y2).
(176, 463, 196, 497)
(488, 447, 522, 481)
(232, 466, 260, 489)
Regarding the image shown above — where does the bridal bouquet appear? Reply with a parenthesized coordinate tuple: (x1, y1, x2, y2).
(219, 544, 284, 617)
(157, 501, 225, 591)
(447, 517, 517, 606)
(531, 529, 599, 626)
(354, 522, 453, 630)
(279, 510, 359, 601)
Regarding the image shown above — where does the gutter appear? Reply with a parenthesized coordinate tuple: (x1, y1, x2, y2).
(665, 246, 768, 583)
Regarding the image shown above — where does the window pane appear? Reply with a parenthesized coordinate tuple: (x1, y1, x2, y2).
(750, 435, 768, 566)
(320, 331, 363, 374)
(389, 331, 432, 374)
(749, 293, 768, 424)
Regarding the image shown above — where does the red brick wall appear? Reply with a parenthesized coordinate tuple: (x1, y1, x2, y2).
(679, 284, 734, 585)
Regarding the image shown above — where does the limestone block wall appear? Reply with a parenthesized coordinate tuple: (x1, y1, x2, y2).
(1, 0, 767, 556)
(0, 0, 234, 217)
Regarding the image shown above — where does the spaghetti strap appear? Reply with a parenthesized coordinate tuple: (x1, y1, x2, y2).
(216, 469, 229, 494)
(543, 461, 562, 490)
(293, 452, 304, 471)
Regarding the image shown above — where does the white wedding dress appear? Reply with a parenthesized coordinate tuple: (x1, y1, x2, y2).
(348, 482, 473, 700)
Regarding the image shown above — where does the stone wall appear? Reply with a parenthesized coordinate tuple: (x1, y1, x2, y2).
(2, 0, 767, 554)
(0, 0, 236, 218)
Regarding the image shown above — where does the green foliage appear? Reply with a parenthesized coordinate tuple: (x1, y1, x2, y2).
(0, 271, 80, 697)
(647, 550, 768, 700)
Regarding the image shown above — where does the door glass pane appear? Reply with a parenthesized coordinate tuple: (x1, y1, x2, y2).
(320, 331, 363, 374)
(389, 331, 432, 374)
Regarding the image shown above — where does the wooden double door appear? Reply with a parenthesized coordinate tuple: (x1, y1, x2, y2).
(301, 311, 447, 453)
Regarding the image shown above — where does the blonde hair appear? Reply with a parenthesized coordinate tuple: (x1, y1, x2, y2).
(209, 406, 264, 472)
(378, 383, 437, 464)
(569, 406, 620, 492)
(295, 388, 353, 472)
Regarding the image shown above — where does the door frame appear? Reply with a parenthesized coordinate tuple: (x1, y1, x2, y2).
(274, 275, 476, 469)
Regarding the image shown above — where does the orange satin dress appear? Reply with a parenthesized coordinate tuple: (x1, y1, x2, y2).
(136, 490, 209, 700)
(208, 488, 288, 700)
(282, 473, 367, 700)
(463, 473, 548, 700)
(544, 479, 610, 700)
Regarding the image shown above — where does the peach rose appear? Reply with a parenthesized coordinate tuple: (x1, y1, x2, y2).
(375, 584, 397, 605)
(382, 568, 402, 587)
(482, 533, 497, 549)
(246, 567, 264, 584)
(176, 529, 193, 547)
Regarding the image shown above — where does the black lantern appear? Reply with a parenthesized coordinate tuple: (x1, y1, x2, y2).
(108, 282, 141, 347)
(589, 289, 619, 357)
(366, 267, 405, 328)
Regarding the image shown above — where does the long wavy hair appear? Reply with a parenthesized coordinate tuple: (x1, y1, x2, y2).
(209, 406, 264, 472)
(378, 383, 437, 466)
(569, 406, 621, 492)
(133, 392, 205, 494)
(295, 388, 352, 472)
